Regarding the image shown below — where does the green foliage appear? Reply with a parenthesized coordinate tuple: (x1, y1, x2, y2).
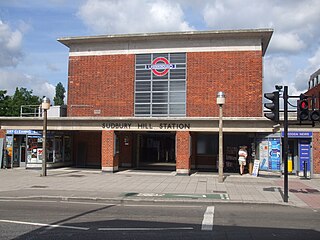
(53, 82, 65, 106)
(0, 90, 10, 116)
(0, 88, 41, 116)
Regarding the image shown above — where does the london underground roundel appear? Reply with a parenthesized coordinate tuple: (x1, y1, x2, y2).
(146, 57, 176, 76)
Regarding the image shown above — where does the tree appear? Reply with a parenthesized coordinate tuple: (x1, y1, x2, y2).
(0, 90, 10, 116)
(1, 88, 41, 117)
(53, 82, 66, 106)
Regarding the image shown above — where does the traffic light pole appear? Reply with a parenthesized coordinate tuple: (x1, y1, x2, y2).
(283, 86, 289, 202)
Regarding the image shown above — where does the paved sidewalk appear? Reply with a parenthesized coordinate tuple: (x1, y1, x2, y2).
(0, 168, 319, 209)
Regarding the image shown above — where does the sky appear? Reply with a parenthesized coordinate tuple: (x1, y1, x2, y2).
(1, 0, 320, 102)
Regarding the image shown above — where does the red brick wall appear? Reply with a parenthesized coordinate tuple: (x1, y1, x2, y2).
(305, 85, 320, 109)
(67, 55, 135, 117)
(176, 131, 190, 171)
(313, 132, 320, 174)
(67, 51, 262, 118)
(187, 51, 263, 117)
(101, 130, 118, 168)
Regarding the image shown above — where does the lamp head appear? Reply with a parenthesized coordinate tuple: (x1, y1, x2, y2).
(42, 97, 51, 110)
(216, 91, 225, 105)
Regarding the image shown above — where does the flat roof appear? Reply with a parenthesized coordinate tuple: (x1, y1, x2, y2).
(58, 28, 273, 56)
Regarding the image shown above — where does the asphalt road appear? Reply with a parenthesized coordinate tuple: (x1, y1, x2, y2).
(0, 199, 319, 240)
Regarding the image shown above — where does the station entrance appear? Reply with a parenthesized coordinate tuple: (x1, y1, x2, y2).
(136, 132, 176, 169)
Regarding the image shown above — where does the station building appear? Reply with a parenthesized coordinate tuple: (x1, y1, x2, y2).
(1, 29, 319, 177)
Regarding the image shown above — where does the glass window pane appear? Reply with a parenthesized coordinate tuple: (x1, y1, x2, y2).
(170, 69, 186, 79)
(136, 81, 151, 91)
(170, 92, 185, 103)
(169, 104, 185, 115)
(135, 93, 150, 103)
(152, 81, 168, 91)
(136, 54, 151, 64)
(135, 104, 150, 115)
(170, 53, 186, 63)
(152, 104, 168, 115)
(136, 70, 151, 80)
(152, 92, 168, 103)
(170, 81, 185, 91)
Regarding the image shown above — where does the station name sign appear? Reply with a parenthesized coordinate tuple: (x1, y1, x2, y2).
(102, 122, 191, 130)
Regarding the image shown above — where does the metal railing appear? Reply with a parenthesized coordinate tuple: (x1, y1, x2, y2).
(20, 105, 41, 117)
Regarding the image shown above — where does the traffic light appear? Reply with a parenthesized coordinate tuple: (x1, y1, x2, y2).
(310, 110, 320, 121)
(297, 94, 310, 121)
(264, 91, 279, 123)
(310, 95, 320, 122)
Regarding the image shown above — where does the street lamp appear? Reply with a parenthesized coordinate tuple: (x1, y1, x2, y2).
(41, 97, 50, 177)
(216, 92, 225, 183)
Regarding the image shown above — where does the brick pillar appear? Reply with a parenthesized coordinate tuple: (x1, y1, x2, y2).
(176, 131, 190, 175)
(101, 130, 118, 172)
(313, 132, 320, 175)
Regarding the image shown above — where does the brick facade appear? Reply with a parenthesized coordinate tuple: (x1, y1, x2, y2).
(67, 55, 135, 117)
(101, 130, 118, 172)
(187, 51, 263, 117)
(176, 131, 190, 174)
(313, 132, 320, 174)
(67, 51, 262, 118)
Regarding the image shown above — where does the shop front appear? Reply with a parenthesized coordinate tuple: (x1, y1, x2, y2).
(3, 130, 72, 169)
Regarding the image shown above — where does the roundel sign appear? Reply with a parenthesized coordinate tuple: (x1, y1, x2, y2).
(145, 57, 176, 76)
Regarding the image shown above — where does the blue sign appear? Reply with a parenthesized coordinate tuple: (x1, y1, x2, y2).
(269, 138, 281, 171)
(7, 130, 41, 135)
(281, 131, 312, 138)
(299, 140, 311, 171)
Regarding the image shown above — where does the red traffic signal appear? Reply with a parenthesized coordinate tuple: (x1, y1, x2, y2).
(297, 94, 310, 121)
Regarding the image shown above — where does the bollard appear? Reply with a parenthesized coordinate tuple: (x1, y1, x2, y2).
(303, 161, 308, 179)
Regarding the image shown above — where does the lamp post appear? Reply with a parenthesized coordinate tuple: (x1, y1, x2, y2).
(216, 92, 225, 183)
(41, 97, 50, 177)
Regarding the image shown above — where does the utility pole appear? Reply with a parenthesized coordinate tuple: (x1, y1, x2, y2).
(283, 86, 289, 202)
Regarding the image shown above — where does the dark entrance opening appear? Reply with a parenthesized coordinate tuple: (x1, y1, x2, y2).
(137, 132, 175, 170)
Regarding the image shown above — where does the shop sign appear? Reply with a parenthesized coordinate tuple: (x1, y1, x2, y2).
(299, 140, 311, 171)
(281, 131, 312, 138)
(102, 122, 191, 130)
(7, 130, 41, 135)
(145, 57, 176, 76)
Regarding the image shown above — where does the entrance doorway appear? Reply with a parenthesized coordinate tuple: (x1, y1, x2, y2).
(137, 132, 175, 169)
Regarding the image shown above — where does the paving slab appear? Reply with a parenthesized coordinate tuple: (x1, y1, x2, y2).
(0, 168, 319, 209)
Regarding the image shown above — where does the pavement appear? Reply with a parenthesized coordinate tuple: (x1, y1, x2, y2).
(0, 167, 320, 209)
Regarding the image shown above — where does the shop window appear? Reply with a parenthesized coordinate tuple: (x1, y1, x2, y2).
(197, 134, 217, 155)
(64, 136, 72, 162)
(54, 136, 63, 162)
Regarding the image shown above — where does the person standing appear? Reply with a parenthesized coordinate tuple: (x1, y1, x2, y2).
(238, 146, 248, 175)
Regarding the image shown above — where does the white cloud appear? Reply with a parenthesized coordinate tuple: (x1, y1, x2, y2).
(203, 0, 320, 54)
(308, 47, 320, 68)
(263, 56, 292, 92)
(271, 32, 306, 54)
(0, 69, 55, 100)
(77, 0, 194, 34)
(0, 20, 23, 67)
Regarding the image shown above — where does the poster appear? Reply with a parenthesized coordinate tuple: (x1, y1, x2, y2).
(269, 138, 281, 171)
(252, 160, 260, 177)
(299, 140, 311, 172)
(259, 140, 269, 170)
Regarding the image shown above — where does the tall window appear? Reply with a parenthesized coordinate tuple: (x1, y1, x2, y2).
(135, 53, 186, 117)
